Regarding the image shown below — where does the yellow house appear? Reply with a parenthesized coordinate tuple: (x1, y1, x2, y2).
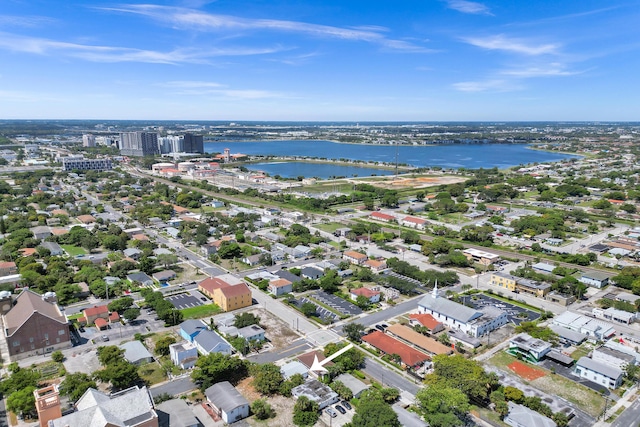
(490, 272, 517, 291)
(199, 277, 252, 312)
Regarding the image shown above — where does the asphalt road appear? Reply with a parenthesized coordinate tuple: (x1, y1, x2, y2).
(336, 296, 422, 333)
(611, 398, 640, 427)
(362, 357, 421, 397)
(150, 376, 197, 398)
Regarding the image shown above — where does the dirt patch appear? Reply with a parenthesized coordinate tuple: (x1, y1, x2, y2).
(247, 308, 301, 350)
(237, 377, 297, 427)
(508, 361, 546, 381)
(356, 175, 466, 190)
(531, 374, 605, 418)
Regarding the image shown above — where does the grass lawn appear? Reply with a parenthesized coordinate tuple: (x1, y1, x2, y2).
(181, 304, 223, 319)
(138, 362, 167, 386)
(487, 351, 518, 371)
(61, 245, 86, 256)
(570, 344, 593, 360)
(315, 222, 345, 233)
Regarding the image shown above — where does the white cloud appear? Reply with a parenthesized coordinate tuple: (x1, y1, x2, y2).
(100, 4, 429, 52)
(452, 79, 521, 92)
(463, 34, 559, 55)
(446, 0, 492, 16)
(501, 63, 581, 77)
(0, 15, 55, 27)
(0, 32, 285, 64)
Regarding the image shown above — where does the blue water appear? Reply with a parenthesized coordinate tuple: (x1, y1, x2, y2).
(204, 140, 579, 169)
(247, 162, 395, 179)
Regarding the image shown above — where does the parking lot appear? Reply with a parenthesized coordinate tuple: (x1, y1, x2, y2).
(320, 401, 354, 427)
(166, 293, 204, 310)
(293, 297, 339, 322)
(458, 294, 540, 325)
(313, 291, 363, 316)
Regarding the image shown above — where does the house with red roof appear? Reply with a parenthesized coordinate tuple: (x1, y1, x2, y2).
(370, 212, 396, 223)
(363, 259, 387, 274)
(0, 261, 17, 276)
(362, 331, 430, 368)
(408, 313, 445, 334)
(343, 250, 368, 265)
(401, 216, 427, 230)
(350, 287, 381, 303)
(268, 278, 293, 296)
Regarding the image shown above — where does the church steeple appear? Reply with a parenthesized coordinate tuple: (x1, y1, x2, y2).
(431, 280, 438, 299)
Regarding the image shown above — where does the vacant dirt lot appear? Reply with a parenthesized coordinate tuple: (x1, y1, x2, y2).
(362, 175, 467, 190)
(237, 377, 297, 427)
(246, 307, 301, 350)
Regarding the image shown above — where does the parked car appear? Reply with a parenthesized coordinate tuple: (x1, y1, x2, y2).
(341, 401, 352, 410)
(325, 408, 337, 418)
(101, 335, 109, 342)
(335, 405, 346, 414)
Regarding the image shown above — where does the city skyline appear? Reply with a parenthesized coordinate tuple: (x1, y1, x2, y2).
(1, 1, 639, 121)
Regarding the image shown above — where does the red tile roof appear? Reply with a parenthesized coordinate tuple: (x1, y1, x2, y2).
(219, 283, 251, 299)
(19, 248, 38, 256)
(109, 312, 120, 322)
(269, 278, 292, 288)
(362, 331, 430, 367)
(84, 305, 109, 317)
(351, 287, 380, 299)
(298, 350, 334, 369)
(409, 313, 443, 330)
(77, 214, 96, 224)
(403, 216, 426, 224)
(198, 277, 230, 294)
(370, 212, 395, 221)
(343, 250, 368, 260)
(95, 318, 108, 328)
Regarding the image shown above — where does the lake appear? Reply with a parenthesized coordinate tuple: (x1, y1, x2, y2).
(205, 140, 578, 169)
(247, 161, 396, 179)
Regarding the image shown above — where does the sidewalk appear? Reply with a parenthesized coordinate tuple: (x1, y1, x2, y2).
(592, 385, 638, 427)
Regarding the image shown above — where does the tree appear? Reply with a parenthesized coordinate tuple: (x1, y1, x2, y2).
(191, 352, 249, 390)
(155, 336, 177, 356)
(59, 372, 97, 402)
(350, 389, 400, 427)
(503, 386, 524, 403)
(217, 241, 242, 259)
(95, 360, 140, 390)
(300, 302, 317, 317)
(251, 363, 284, 395)
(157, 253, 179, 268)
(234, 312, 261, 328)
(293, 396, 319, 426)
(426, 354, 499, 404)
(0, 366, 40, 395)
(6, 386, 36, 417)
(123, 308, 141, 322)
(80, 234, 100, 252)
(51, 350, 64, 363)
(416, 383, 470, 427)
(355, 295, 371, 310)
(343, 323, 366, 342)
(330, 380, 353, 400)
(108, 296, 134, 313)
(97, 345, 125, 366)
(251, 398, 274, 420)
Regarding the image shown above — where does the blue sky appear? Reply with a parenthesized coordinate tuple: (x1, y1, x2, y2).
(1, 1, 639, 121)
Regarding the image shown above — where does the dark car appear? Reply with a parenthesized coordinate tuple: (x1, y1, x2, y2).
(341, 401, 352, 410)
(375, 324, 385, 332)
(335, 405, 346, 414)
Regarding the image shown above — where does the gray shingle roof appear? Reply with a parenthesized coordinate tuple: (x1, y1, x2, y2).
(418, 294, 482, 324)
(205, 381, 249, 414)
(505, 402, 556, 427)
(577, 356, 623, 380)
(180, 319, 207, 337)
(194, 330, 231, 353)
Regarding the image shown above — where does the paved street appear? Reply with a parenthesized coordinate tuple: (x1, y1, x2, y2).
(150, 376, 197, 398)
(362, 357, 421, 397)
(611, 395, 640, 427)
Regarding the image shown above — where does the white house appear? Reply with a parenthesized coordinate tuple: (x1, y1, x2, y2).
(169, 341, 198, 369)
(579, 271, 610, 288)
(350, 287, 381, 303)
(592, 346, 636, 370)
(504, 402, 556, 427)
(574, 357, 623, 389)
(268, 278, 293, 296)
(205, 381, 250, 424)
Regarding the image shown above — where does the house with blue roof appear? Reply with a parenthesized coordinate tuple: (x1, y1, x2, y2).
(179, 320, 208, 342)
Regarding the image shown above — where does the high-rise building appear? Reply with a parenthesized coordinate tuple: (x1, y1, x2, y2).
(119, 132, 159, 157)
(158, 135, 183, 154)
(82, 134, 96, 147)
(183, 133, 204, 153)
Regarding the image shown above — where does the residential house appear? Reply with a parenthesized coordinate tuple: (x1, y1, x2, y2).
(242, 254, 262, 266)
(79, 305, 109, 326)
(301, 266, 324, 280)
(179, 320, 208, 342)
(574, 357, 623, 389)
(292, 380, 339, 410)
(504, 402, 556, 427)
(120, 340, 154, 365)
(343, 250, 368, 265)
(275, 270, 302, 284)
(76, 214, 96, 224)
(408, 313, 445, 333)
(198, 276, 252, 312)
(123, 248, 143, 260)
(153, 270, 177, 283)
(298, 350, 334, 370)
(40, 242, 64, 256)
(370, 212, 395, 222)
(0, 261, 17, 276)
(204, 381, 250, 424)
(418, 285, 508, 337)
(169, 341, 198, 369)
(2, 289, 71, 360)
(268, 278, 293, 296)
(334, 373, 370, 398)
(193, 330, 232, 356)
(280, 361, 309, 380)
(350, 287, 381, 304)
(363, 259, 387, 274)
(127, 272, 154, 287)
(156, 398, 199, 427)
(31, 226, 52, 241)
(401, 216, 427, 230)
(238, 325, 266, 342)
(49, 386, 157, 427)
(165, 227, 180, 239)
